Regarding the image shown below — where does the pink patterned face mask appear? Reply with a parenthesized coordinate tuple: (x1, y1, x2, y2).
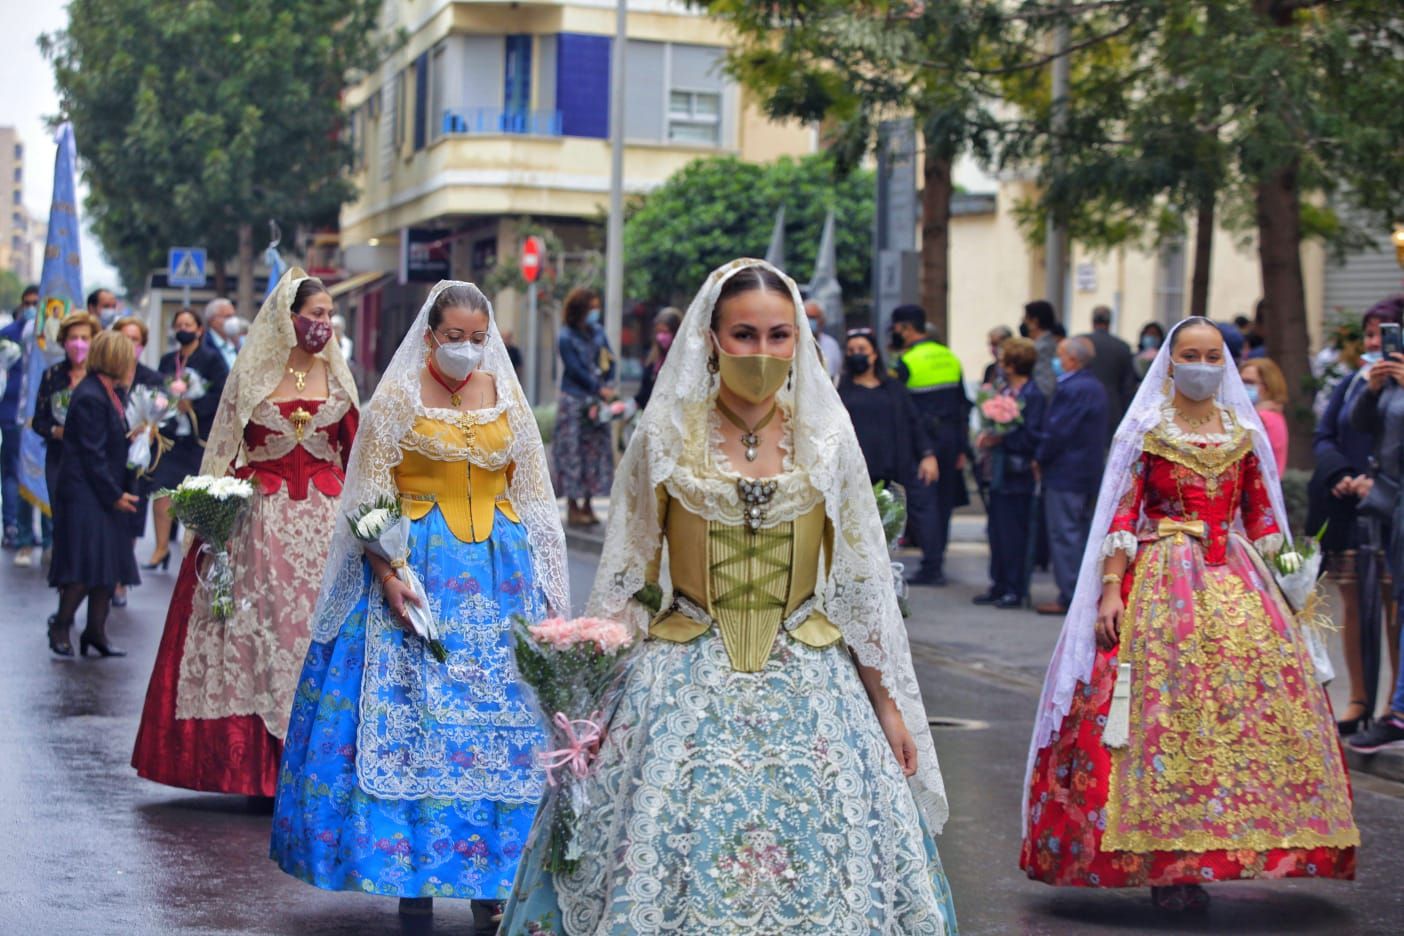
(67, 338, 90, 364)
(293, 315, 333, 354)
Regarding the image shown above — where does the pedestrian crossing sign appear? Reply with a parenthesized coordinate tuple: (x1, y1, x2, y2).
(168, 247, 208, 288)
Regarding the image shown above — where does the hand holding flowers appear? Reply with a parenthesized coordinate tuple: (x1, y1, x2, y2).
(158, 475, 255, 619)
(125, 385, 176, 474)
(348, 498, 447, 662)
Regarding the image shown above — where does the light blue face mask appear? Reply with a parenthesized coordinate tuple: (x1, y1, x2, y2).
(1051, 357, 1066, 378)
(586, 309, 602, 328)
(1245, 384, 1261, 404)
(808, 317, 821, 335)
(1362, 351, 1383, 365)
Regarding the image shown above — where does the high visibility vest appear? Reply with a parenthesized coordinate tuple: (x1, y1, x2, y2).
(900, 340, 963, 392)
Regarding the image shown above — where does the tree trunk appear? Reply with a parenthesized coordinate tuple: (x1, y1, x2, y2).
(213, 257, 228, 298)
(236, 223, 255, 319)
(921, 149, 952, 340)
(1189, 186, 1215, 319)
(1255, 162, 1313, 473)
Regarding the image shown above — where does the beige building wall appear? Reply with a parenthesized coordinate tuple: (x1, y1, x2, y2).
(0, 127, 35, 283)
(945, 177, 1328, 386)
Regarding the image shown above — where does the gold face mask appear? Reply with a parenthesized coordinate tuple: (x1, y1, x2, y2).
(715, 345, 793, 404)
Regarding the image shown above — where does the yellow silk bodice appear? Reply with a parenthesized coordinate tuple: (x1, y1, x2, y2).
(393, 411, 519, 544)
(649, 487, 843, 672)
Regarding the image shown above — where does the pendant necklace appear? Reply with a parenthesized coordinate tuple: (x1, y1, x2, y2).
(716, 398, 778, 463)
(287, 364, 311, 392)
(428, 357, 473, 407)
(1176, 405, 1214, 430)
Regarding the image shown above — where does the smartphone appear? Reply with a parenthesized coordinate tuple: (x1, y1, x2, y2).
(1382, 322, 1402, 359)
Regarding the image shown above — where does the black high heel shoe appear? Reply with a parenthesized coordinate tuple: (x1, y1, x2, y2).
(79, 631, 126, 658)
(1337, 700, 1372, 737)
(47, 615, 74, 658)
(142, 549, 171, 571)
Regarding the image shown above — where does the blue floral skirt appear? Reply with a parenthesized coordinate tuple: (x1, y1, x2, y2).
(270, 506, 547, 900)
(501, 631, 958, 935)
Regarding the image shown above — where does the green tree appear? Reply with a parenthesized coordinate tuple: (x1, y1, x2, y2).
(624, 153, 874, 308)
(693, 1, 997, 338)
(0, 270, 23, 312)
(42, 0, 386, 311)
(975, 0, 1404, 467)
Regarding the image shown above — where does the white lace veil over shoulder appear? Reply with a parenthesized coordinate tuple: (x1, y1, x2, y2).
(310, 280, 569, 642)
(1021, 316, 1291, 834)
(198, 266, 360, 479)
(588, 258, 948, 833)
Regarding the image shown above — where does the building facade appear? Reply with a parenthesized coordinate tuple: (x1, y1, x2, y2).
(0, 127, 38, 284)
(334, 0, 815, 391)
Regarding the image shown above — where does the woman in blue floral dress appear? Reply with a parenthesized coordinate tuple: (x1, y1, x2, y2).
(502, 260, 957, 935)
(270, 282, 570, 925)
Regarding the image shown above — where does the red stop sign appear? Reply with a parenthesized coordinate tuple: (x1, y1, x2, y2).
(521, 236, 543, 283)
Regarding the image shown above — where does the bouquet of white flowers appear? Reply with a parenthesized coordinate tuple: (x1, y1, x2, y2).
(0, 338, 20, 401)
(166, 369, 210, 438)
(1270, 524, 1333, 683)
(51, 386, 73, 426)
(348, 497, 447, 662)
(158, 475, 255, 619)
(125, 385, 176, 475)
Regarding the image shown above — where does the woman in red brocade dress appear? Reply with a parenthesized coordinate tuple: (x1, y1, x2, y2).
(132, 270, 358, 797)
(1021, 318, 1358, 911)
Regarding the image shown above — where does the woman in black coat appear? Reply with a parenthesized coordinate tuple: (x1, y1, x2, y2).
(146, 307, 228, 568)
(837, 328, 939, 493)
(31, 313, 100, 537)
(46, 331, 141, 657)
(972, 337, 1046, 609)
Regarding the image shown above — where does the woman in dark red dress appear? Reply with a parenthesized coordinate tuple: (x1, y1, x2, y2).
(1021, 318, 1357, 910)
(132, 269, 358, 796)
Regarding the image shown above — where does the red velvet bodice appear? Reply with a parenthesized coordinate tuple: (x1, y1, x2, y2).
(233, 396, 358, 501)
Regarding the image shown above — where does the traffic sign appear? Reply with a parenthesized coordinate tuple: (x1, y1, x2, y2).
(521, 236, 543, 283)
(168, 247, 208, 288)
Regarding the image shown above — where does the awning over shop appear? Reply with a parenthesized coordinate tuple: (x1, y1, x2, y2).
(328, 270, 390, 298)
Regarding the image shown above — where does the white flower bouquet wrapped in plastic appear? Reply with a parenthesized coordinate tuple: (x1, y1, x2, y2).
(166, 368, 209, 437)
(159, 474, 255, 619)
(1271, 525, 1334, 683)
(124, 385, 176, 475)
(348, 497, 446, 662)
(0, 338, 20, 400)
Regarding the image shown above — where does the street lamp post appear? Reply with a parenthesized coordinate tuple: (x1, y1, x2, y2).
(604, 0, 627, 358)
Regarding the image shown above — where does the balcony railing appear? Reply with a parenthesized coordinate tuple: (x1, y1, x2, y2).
(441, 108, 564, 138)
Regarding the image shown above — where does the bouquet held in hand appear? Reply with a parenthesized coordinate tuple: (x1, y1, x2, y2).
(158, 475, 254, 619)
(166, 369, 209, 437)
(1271, 524, 1334, 682)
(125, 385, 176, 475)
(512, 615, 636, 873)
(349, 497, 447, 662)
(975, 385, 1023, 434)
(874, 481, 912, 618)
(50, 387, 73, 426)
(0, 338, 20, 400)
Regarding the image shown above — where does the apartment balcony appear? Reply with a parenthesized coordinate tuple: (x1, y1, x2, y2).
(442, 107, 563, 138)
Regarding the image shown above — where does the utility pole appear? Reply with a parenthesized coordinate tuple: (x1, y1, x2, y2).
(604, 0, 627, 357)
(1044, 12, 1070, 316)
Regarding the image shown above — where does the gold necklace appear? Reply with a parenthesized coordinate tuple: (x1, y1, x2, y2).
(1175, 405, 1214, 429)
(288, 363, 312, 392)
(716, 398, 779, 463)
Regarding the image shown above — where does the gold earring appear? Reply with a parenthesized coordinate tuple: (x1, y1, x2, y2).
(707, 354, 719, 375)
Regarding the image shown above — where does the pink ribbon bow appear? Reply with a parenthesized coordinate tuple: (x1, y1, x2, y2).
(539, 711, 603, 787)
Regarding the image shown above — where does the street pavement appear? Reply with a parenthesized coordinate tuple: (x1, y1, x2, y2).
(2, 518, 1403, 935)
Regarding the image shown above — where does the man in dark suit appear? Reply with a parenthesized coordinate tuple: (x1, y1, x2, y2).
(1034, 336, 1109, 614)
(1083, 305, 1136, 443)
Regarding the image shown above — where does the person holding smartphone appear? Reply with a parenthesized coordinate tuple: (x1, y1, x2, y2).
(1346, 318, 1404, 752)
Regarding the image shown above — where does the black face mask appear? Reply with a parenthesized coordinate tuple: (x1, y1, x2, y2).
(846, 353, 872, 375)
(1018, 322, 1030, 338)
(175, 329, 199, 347)
(889, 329, 905, 351)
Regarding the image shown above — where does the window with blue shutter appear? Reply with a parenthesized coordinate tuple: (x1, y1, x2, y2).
(555, 33, 611, 139)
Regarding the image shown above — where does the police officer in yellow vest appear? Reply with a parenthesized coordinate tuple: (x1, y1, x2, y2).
(890, 304, 971, 586)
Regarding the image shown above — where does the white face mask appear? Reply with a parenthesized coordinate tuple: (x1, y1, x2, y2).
(432, 332, 484, 381)
(1172, 362, 1224, 401)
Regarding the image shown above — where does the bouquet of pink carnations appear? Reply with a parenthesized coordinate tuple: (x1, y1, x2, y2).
(512, 615, 637, 873)
(975, 386, 1023, 434)
(588, 397, 637, 426)
(165, 368, 210, 438)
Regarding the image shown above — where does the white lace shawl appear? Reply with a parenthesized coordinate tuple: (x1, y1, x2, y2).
(1021, 318, 1293, 835)
(310, 280, 569, 642)
(587, 258, 949, 833)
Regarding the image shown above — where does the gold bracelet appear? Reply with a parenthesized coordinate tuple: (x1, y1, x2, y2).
(1102, 573, 1121, 585)
(379, 570, 398, 590)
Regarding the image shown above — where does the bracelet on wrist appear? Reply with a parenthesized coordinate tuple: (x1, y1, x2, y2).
(1101, 573, 1121, 586)
(379, 570, 397, 590)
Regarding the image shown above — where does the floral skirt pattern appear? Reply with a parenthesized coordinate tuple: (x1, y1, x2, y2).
(1021, 536, 1357, 887)
(553, 393, 613, 500)
(501, 631, 958, 935)
(270, 507, 545, 900)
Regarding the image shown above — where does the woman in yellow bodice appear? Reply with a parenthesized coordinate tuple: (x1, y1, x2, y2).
(272, 282, 569, 925)
(503, 260, 958, 935)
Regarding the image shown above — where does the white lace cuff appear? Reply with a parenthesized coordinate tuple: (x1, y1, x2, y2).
(1253, 533, 1285, 558)
(1100, 531, 1139, 563)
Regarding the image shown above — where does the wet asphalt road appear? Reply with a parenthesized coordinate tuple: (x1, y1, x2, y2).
(2, 541, 1403, 935)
